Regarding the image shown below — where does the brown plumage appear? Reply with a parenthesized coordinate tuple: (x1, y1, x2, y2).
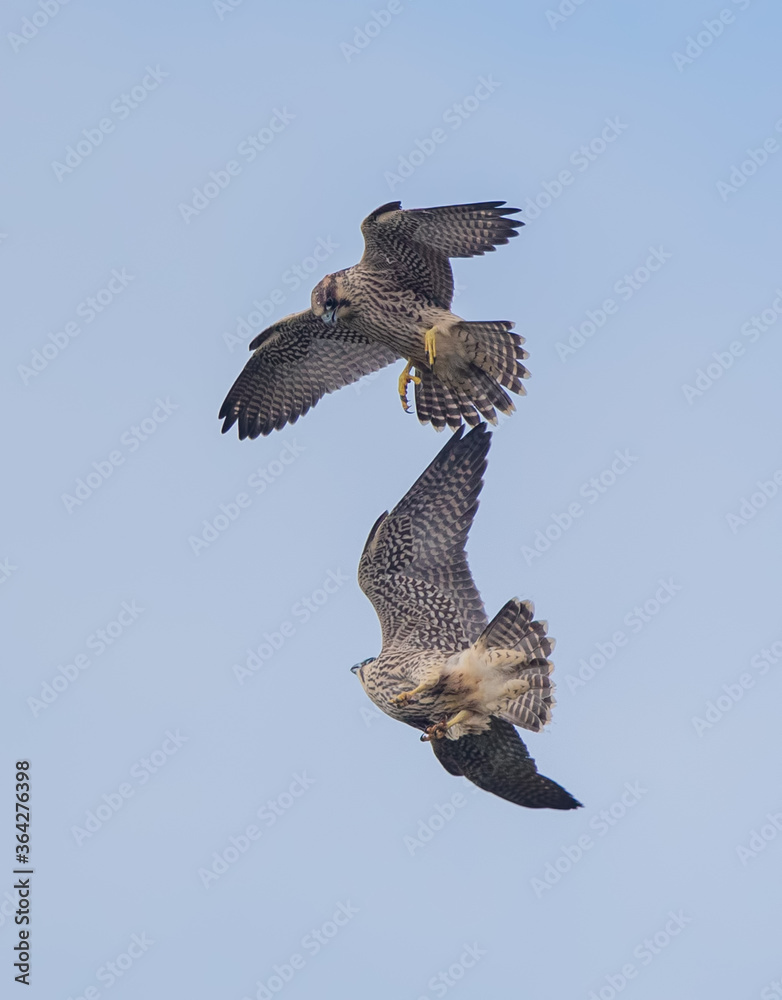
(353, 424, 581, 811)
(219, 201, 529, 439)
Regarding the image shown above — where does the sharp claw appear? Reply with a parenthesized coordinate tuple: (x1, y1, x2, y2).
(421, 709, 470, 742)
(397, 360, 420, 413)
(421, 721, 447, 742)
(393, 684, 423, 705)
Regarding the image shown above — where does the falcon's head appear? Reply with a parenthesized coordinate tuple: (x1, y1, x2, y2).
(311, 271, 352, 325)
(351, 656, 375, 685)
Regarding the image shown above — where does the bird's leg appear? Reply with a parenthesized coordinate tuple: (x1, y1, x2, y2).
(392, 675, 439, 705)
(421, 710, 471, 742)
(423, 326, 438, 366)
(397, 360, 421, 413)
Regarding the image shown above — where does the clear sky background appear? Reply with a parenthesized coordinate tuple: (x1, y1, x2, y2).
(2, 1, 781, 997)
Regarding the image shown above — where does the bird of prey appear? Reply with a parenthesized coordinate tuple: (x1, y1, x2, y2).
(219, 201, 530, 439)
(353, 424, 581, 810)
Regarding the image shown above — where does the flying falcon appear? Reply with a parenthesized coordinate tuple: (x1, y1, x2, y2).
(353, 424, 581, 810)
(219, 201, 529, 439)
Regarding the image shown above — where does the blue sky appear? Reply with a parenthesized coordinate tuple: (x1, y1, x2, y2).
(2, 0, 781, 997)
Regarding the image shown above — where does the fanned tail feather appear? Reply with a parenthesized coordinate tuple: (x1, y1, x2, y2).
(475, 598, 557, 734)
(414, 365, 514, 431)
(414, 371, 481, 431)
(455, 321, 530, 394)
(413, 320, 529, 430)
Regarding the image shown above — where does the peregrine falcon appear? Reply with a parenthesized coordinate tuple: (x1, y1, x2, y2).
(219, 201, 529, 439)
(353, 424, 581, 810)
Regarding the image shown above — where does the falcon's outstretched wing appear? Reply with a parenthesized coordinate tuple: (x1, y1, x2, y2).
(358, 424, 490, 654)
(431, 718, 582, 810)
(219, 310, 399, 439)
(360, 201, 522, 309)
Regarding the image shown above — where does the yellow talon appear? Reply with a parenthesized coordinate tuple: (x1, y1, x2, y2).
(424, 326, 438, 366)
(392, 680, 430, 705)
(445, 709, 471, 729)
(397, 360, 421, 413)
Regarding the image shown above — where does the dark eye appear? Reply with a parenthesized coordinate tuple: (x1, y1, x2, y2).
(324, 297, 336, 309)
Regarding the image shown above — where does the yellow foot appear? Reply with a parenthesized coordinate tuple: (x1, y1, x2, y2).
(391, 680, 430, 705)
(420, 710, 471, 742)
(397, 360, 421, 413)
(424, 326, 438, 366)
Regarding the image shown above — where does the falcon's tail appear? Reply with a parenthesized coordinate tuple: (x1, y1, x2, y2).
(475, 598, 557, 734)
(414, 321, 529, 431)
(455, 320, 529, 394)
(414, 371, 481, 431)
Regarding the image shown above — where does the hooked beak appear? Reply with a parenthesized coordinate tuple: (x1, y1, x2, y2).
(321, 306, 337, 325)
(350, 663, 361, 675)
